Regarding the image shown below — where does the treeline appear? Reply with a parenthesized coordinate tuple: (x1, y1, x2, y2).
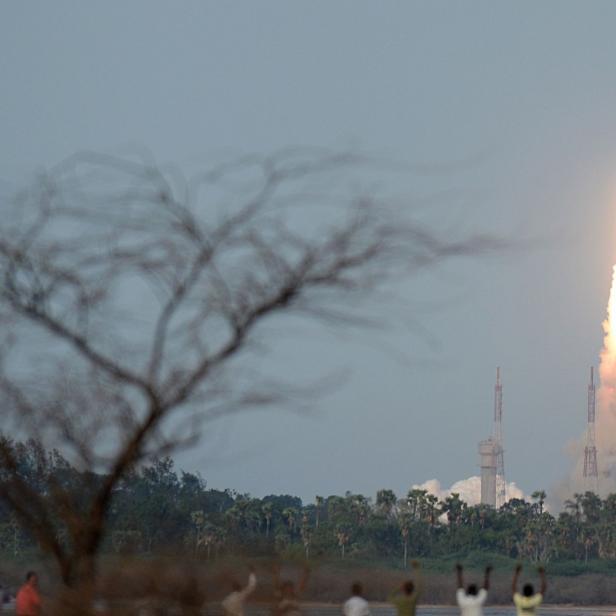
(1, 439, 616, 565)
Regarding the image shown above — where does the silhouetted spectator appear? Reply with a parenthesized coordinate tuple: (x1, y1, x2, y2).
(456, 564, 491, 616)
(16, 571, 41, 616)
(273, 564, 309, 616)
(389, 561, 421, 616)
(223, 567, 257, 616)
(512, 565, 546, 616)
(343, 582, 371, 616)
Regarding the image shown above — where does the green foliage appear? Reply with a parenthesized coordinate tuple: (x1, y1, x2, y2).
(4, 440, 616, 571)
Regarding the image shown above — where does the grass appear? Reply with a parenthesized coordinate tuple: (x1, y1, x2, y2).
(4, 551, 616, 606)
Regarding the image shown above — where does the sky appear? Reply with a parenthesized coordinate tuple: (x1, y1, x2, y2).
(3, 1, 616, 504)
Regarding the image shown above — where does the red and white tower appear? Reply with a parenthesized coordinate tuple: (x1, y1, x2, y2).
(583, 366, 598, 491)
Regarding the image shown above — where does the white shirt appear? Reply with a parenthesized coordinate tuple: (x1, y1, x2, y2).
(343, 596, 371, 616)
(456, 588, 487, 616)
(222, 573, 257, 616)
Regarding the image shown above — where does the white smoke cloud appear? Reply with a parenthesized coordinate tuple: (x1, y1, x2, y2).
(412, 476, 526, 506)
(563, 264, 616, 502)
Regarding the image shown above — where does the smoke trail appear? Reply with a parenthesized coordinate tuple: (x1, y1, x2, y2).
(596, 265, 616, 485)
(563, 265, 616, 500)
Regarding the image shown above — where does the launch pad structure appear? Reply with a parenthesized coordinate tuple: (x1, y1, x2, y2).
(479, 366, 601, 507)
(584, 366, 599, 491)
(478, 368, 506, 508)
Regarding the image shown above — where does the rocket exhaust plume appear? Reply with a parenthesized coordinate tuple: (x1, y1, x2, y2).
(595, 264, 616, 483)
(569, 264, 616, 496)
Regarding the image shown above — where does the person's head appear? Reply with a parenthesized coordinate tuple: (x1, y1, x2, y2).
(523, 584, 534, 597)
(25, 572, 37, 587)
(467, 584, 478, 596)
(403, 581, 415, 595)
(351, 582, 363, 597)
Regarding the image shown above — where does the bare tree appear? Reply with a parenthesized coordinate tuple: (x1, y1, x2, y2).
(0, 148, 498, 613)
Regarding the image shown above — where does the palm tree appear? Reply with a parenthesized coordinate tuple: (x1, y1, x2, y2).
(564, 493, 583, 523)
(301, 514, 312, 559)
(282, 507, 298, 533)
(564, 493, 584, 555)
(201, 522, 218, 559)
(190, 510, 205, 555)
(407, 488, 428, 521)
(209, 526, 226, 559)
(523, 513, 555, 562)
(424, 493, 439, 527)
(262, 502, 273, 538)
(442, 493, 464, 529)
(224, 506, 241, 532)
(376, 489, 397, 518)
(246, 508, 262, 533)
(598, 494, 616, 558)
(315, 496, 324, 528)
(555, 511, 577, 560)
(349, 494, 370, 526)
(397, 508, 412, 568)
(336, 527, 350, 559)
(531, 490, 547, 515)
(581, 491, 602, 524)
(441, 493, 465, 550)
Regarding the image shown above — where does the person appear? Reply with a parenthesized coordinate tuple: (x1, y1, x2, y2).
(222, 567, 257, 616)
(343, 582, 371, 616)
(273, 564, 310, 616)
(389, 561, 421, 616)
(456, 564, 491, 616)
(15, 571, 41, 616)
(512, 565, 546, 616)
(179, 570, 206, 616)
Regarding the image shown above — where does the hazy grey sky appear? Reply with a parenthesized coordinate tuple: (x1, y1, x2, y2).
(3, 1, 616, 502)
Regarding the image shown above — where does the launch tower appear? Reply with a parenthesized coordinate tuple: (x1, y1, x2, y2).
(479, 439, 497, 507)
(479, 368, 506, 508)
(493, 367, 506, 508)
(583, 366, 598, 491)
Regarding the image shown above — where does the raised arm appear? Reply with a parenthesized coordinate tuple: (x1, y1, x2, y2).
(538, 567, 547, 595)
(456, 564, 464, 590)
(483, 566, 492, 591)
(239, 567, 257, 600)
(512, 564, 522, 595)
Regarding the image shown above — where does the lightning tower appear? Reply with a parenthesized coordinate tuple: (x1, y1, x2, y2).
(583, 366, 598, 491)
(493, 367, 506, 508)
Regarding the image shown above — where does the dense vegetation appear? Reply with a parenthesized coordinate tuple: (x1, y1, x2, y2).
(2, 439, 616, 569)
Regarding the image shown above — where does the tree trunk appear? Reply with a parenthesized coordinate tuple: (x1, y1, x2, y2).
(194, 530, 200, 557)
(51, 585, 95, 616)
(51, 556, 97, 616)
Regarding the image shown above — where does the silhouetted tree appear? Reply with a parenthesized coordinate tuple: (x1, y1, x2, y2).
(0, 149, 498, 613)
